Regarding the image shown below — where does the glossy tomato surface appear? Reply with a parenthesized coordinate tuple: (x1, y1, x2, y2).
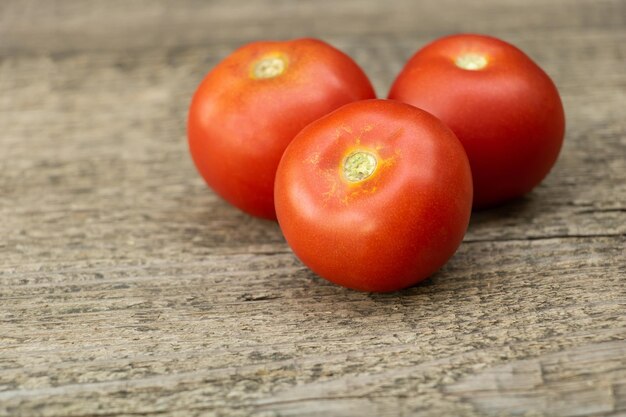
(275, 99, 473, 292)
(389, 34, 565, 208)
(188, 38, 376, 219)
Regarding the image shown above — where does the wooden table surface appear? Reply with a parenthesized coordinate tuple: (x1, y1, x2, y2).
(1, 1, 625, 416)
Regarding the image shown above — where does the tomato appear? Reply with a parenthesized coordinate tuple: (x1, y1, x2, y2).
(274, 99, 472, 292)
(188, 38, 376, 219)
(389, 34, 565, 208)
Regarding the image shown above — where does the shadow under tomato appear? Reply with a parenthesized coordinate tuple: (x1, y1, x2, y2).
(174, 190, 286, 251)
(468, 194, 537, 230)
(463, 193, 555, 247)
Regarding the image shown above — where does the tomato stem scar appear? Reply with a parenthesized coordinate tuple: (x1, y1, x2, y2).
(253, 57, 286, 79)
(455, 53, 488, 70)
(343, 151, 377, 183)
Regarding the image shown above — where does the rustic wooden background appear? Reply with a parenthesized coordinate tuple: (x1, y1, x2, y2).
(1, 0, 625, 416)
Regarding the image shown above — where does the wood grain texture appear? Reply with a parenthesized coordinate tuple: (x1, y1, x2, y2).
(2, 0, 626, 55)
(1, 0, 625, 416)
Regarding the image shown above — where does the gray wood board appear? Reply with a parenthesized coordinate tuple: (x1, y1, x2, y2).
(1, 0, 625, 416)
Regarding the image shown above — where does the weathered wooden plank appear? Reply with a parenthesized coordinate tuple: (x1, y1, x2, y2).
(1, 30, 624, 259)
(1, 0, 625, 416)
(445, 341, 626, 417)
(1, 236, 625, 416)
(1, 0, 625, 55)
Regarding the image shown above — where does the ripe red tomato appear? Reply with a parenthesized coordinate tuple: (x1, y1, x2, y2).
(275, 99, 473, 292)
(389, 34, 565, 208)
(188, 38, 376, 219)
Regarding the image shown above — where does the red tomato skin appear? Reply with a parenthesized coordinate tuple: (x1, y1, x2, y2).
(188, 38, 376, 219)
(388, 34, 565, 208)
(275, 99, 473, 292)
